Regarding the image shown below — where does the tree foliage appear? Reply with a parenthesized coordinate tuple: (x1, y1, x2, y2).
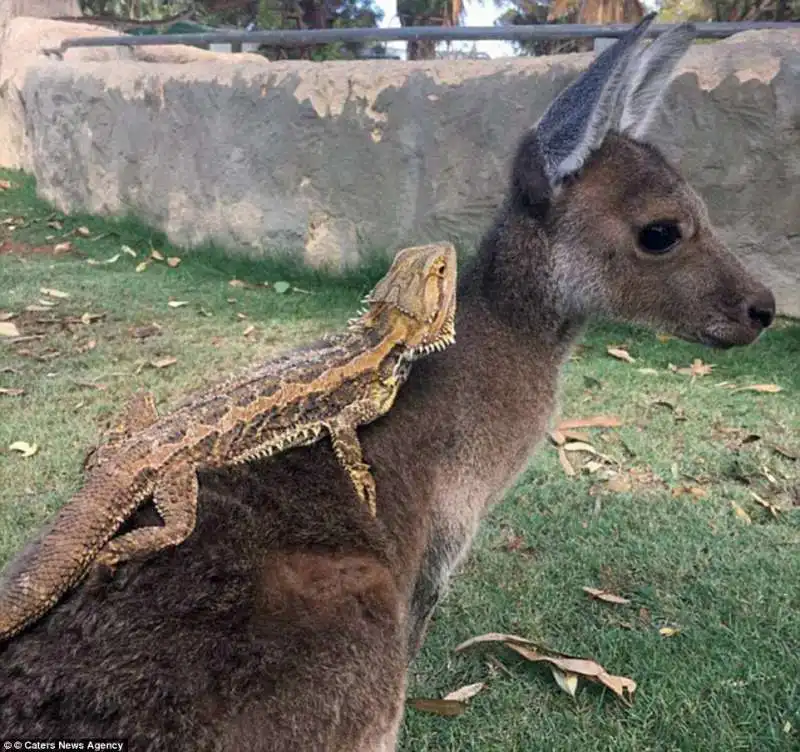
(396, 0, 464, 59)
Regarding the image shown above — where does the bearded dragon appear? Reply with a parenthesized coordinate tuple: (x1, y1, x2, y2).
(0, 242, 457, 642)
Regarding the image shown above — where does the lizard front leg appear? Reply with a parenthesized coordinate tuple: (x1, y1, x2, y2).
(84, 390, 159, 472)
(94, 460, 198, 570)
(324, 398, 391, 517)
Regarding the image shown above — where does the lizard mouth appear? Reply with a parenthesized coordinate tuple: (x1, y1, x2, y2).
(408, 316, 456, 359)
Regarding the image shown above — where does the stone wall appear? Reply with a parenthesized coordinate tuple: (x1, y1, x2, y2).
(1, 18, 798, 316)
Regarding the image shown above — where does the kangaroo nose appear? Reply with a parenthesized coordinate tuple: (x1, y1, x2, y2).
(746, 289, 776, 330)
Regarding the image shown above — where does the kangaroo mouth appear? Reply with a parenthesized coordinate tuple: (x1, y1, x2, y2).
(693, 318, 766, 349)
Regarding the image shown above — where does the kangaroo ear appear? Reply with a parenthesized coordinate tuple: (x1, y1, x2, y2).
(531, 12, 657, 187)
(618, 23, 696, 139)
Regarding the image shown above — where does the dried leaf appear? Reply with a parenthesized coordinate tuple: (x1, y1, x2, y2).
(0, 388, 25, 396)
(730, 500, 752, 524)
(606, 475, 633, 492)
(750, 491, 781, 519)
(166, 256, 181, 268)
(563, 441, 598, 455)
(550, 667, 579, 698)
(548, 429, 567, 446)
(135, 261, 149, 273)
(274, 281, 291, 294)
(582, 586, 631, 605)
(675, 359, 714, 377)
(167, 301, 189, 309)
(583, 460, 605, 474)
(121, 245, 137, 257)
(0, 322, 21, 337)
(229, 279, 247, 288)
(637, 368, 660, 375)
(558, 416, 622, 430)
(47, 219, 63, 229)
(408, 698, 466, 717)
(80, 312, 104, 325)
(607, 347, 635, 364)
(53, 241, 73, 253)
(443, 682, 485, 702)
(558, 447, 576, 477)
(656, 333, 675, 343)
(75, 226, 90, 237)
(454, 633, 539, 653)
(733, 384, 782, 394)
(9, 441, 38, 457)
(150, 249, 165, 261)
(505, 644, 636, 703)
(150, 356, 177, 369)
(243, 325, 256, 337)
(0, 179, 11, 190)
(770, 444, 798, 461)
(658, 627, 680, 638)
(40, 287, 69, 299)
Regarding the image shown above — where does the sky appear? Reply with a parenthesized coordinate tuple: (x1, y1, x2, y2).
(374, 0, 518, 59)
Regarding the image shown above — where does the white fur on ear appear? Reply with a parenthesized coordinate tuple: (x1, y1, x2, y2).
(618, 23, 696, 139)
(534, 13, 657, 186)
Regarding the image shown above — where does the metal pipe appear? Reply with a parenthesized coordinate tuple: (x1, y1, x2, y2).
(48, 22, 798, 56)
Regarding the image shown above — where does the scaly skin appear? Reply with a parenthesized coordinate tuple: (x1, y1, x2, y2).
(0, 242, 457, 642)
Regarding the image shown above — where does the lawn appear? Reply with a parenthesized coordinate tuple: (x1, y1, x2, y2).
(1, 170, 799, 751)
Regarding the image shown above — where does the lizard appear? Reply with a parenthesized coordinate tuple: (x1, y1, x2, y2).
(0, 242, 457, 642)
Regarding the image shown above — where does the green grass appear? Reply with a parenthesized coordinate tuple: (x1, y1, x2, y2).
(2, 169, 799, 751)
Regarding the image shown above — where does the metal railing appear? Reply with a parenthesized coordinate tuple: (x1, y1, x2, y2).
(45, 21, 798, 58)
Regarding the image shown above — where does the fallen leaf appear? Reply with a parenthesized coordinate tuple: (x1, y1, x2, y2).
(408, 698, 466, 717)
(166, 256, 181, 268)
(658, 627, 680, 638)
(730, 500, 752, 524)
(548, 429, 567, 446)
(582, 586, 631, 605)
(675, 359, 714, 377)
(80, 312, 104, 325)
(558, 416, 622, 430)
(121, 245, 137, 257)
(558, 447, 576, 477)
(672, 485, 708, 499)
(168, 301, 189, 309)
(40, 287, 70, 299)
(656, 333, 675, 343)
(783, 721, 793, 734)
(273, 281, 291, 294)
(9, 441, 38, 457)
(606, 475, 633, 493)
(750, 491, 781, 519)
(607, 347, 635, 364)
(229, 279, 247, 288)
(551, 667, 579, 698)
(0, 388, 25, 396)
(770, 444, 798, 461)
(135, 261, 149, 273)
(454, 632, 539, 653)
(150, 249, 165, 261)
(0, 322, 21, 337)
(47, 219, 63, 229)
(637, 368, 660, 375)
(130, 323, 162, 339)
(150, 356, 177, 369)
(506, 644, 636, 703)
(733, 384, 782, 394)
(77, 339, 97, 353)
(0, 179, 11, 190)
(563, 441, 598, 455)
(443, 682, 485, 702)
(53, 241, 73, 253)
(75, 226, 91, 237)
(243, 325, 256, 337)
(236, 312, 248, 320)
(583, 460, 605, 474)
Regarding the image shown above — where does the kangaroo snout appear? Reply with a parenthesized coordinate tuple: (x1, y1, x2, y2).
(745, 289, 776, 331)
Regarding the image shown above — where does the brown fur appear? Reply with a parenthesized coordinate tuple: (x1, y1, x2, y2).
(0, 133, 774, 752)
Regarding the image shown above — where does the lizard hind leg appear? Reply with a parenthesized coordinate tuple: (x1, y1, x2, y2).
(94, 461, 199, 571)
(325, 413, 380, 517)
(84, 390, 159, 472)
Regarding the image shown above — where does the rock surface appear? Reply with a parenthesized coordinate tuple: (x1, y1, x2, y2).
(2, 20, 798, 316)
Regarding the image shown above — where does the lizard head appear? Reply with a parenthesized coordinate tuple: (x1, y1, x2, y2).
(359, 242, 457, 358)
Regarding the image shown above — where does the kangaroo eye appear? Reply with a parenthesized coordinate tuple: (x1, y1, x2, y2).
(638, 221, 682, 254)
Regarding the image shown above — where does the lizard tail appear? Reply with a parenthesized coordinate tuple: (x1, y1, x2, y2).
(0, 471, 144, 642)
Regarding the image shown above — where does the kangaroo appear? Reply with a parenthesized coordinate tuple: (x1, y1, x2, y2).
(0, 14, 775, 752)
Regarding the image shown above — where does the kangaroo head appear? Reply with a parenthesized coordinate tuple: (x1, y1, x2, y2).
(511, 13, 775, 347)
